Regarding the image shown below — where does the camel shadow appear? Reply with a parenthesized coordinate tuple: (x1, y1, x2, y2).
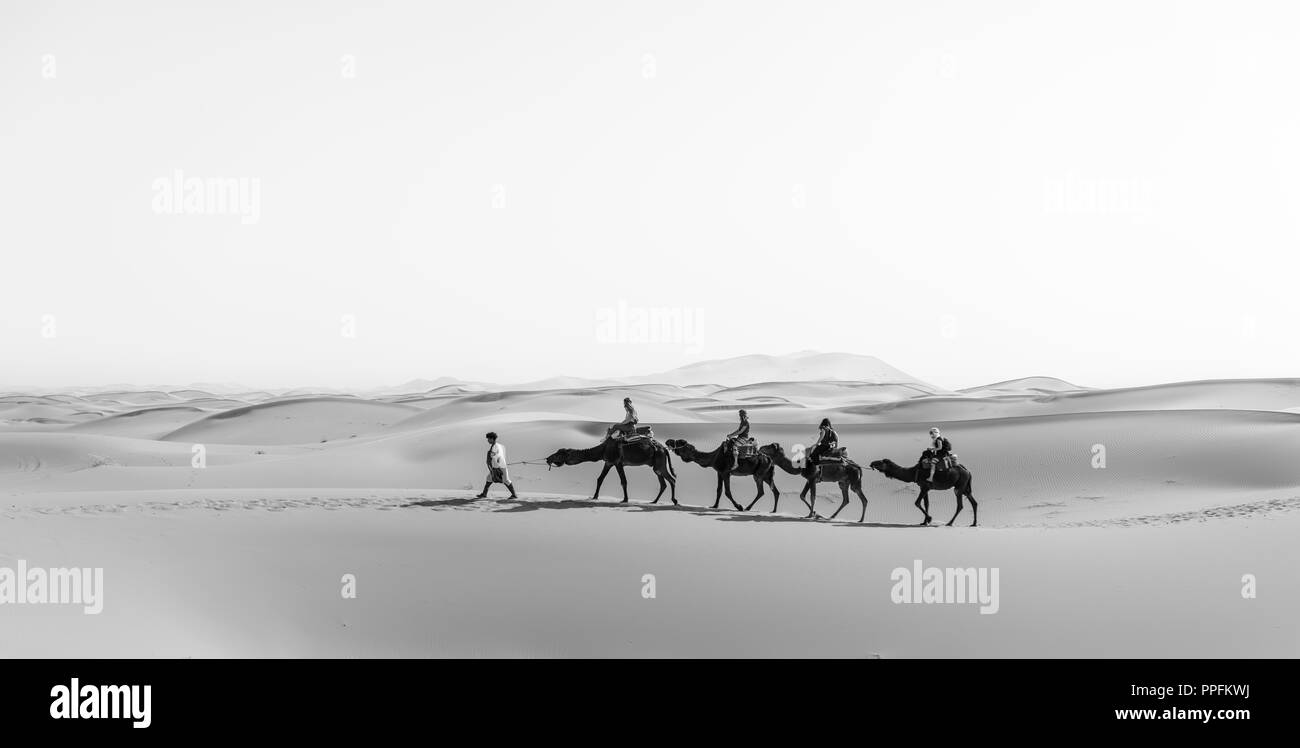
(828, 520, 938, 529)
(624, 508, 723, 520)
(401, 494, 940, 529)
(496, 498, 604, 513)
(710, 512, 821, 524)
(710, 513, 923, 528)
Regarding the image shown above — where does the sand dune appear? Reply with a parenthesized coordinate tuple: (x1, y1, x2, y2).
(160, 397, 423, 445)
(3, 354, 1297, 657)
(0, 402, 103, 425)
(1, 485, 1294, 657)
(958, 376, 1087, 397)
(166, 389, 219, 399)
(68, 405, 214, 439)
(80, 390, 184, 406)
(627, 351, 942, 388)
(5, 365, 1300, 524)
(0, 394, 83, 406)
(7, 406, 1298, 527)
(386, 387, 714, 432)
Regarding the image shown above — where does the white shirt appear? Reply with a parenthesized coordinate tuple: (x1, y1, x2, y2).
(487, 442, 506, 468)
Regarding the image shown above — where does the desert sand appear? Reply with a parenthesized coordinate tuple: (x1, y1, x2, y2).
(1, 352, 1296, 657)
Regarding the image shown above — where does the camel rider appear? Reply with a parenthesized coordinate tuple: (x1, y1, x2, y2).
(924, 427, 952, 483)
(607, 397, 639, 438)
(808, 418, 838, 465)
(724, 409, 750, 471)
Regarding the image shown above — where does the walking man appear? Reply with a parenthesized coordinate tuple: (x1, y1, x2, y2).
(475, 432, 518, 499)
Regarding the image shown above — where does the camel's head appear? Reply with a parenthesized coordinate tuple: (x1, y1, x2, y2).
(758, 442, 784, 458)
(868, 459, 896, 473)
(664, 438, 688, 454)
(545, 449, 573, 468)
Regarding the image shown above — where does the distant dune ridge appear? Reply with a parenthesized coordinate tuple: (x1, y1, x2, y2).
(3, 351, 1299, 657)
(623, 351, 940, 389)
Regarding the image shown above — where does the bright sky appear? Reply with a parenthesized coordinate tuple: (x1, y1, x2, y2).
(3, 1, 1298, 390)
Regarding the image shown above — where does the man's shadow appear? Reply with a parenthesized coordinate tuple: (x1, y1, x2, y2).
(402, 497, 480, 510)
(495, 497, 690, 514)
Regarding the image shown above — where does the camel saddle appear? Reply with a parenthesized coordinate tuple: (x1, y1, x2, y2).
(617, 425, 655, 443)
(922, 448, 958, 466)
(921, 456, 961, 475)
(816, 447, 848, 464)
(729, 436, 757, 458)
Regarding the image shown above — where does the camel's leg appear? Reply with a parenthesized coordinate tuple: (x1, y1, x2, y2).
(854, 484, 869, 523)
(915, 488, 932, 525)
(592, 463, 613, 500)
(966, 480, 978, 527)
(615, 464, 630, 503)
(795, 480, 814, 513)
(946, 486, 963, 527)
(769, 479, 782, 513)
(745, 475, 765, 511)
(724, 474, 742, 511)
(712, 472, 724, 509)
(828, 482, 851, 520)
(804, 481, 819, 519)
(667, 471, 677, 505)
(652, 470, 667, 504)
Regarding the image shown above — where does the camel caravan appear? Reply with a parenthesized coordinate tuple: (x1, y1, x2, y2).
(543, 398, 979, 527)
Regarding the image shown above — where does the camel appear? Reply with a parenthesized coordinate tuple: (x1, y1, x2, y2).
(664, 439, 797, 512)
(868, 458, 978, 527)
(759, 443, 869, 522)
(545, 436, 677, 505)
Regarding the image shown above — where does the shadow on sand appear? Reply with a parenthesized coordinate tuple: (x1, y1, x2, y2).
(403, 497, 480, 510)
(402, 493, 933, 528)
(497, 497, 691, 514)
(713, 512, 928, 529)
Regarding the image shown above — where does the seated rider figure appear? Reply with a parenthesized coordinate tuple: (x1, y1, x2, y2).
(607, 397, 639, 439)
(923, 427, 952, 483)
(808, 418, 839, 466)
(724, 409, 750, 471)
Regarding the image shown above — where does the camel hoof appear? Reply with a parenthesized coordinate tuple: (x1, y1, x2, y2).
(945, 522, 954, 527)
